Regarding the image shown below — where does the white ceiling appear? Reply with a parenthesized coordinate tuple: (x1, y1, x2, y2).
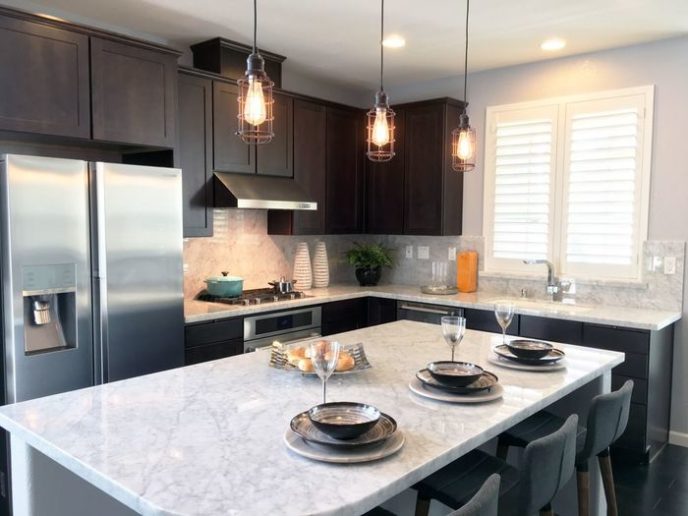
(10, 0, 688, 92)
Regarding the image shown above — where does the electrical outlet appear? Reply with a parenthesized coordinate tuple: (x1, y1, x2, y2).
(405, 245, 413, 259)
(664, 256, 676, 275)
(448, 247, 457, 261)
(651, 256, 663, 272)
(183, 263, 189, 273)
(417, 246, 430, 260)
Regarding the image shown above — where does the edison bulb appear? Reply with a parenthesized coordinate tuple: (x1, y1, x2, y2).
(456, 129, 475, 160)
(371, 108, 390, 147)
(243, 77, 267, 126)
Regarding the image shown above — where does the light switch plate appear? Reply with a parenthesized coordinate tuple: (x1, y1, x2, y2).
(448, 247, 456, 261)
(664, 256, 676, 275)
(417, 246, 430, 260)
(405, 245, 413, 259)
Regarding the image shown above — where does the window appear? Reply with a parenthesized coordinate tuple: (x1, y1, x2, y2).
(483, 86, 653, 280)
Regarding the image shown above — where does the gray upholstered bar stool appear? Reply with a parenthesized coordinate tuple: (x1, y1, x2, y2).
(364, 474, 500, 516)
(496, 380, 633, 516)
(414, 414, 578, 516)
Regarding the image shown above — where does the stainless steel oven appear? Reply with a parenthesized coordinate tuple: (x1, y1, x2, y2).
(243, 306, 322, 352)
(396, 301, 463, 325)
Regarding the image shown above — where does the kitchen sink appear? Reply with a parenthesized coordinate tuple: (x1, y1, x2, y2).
(484, 297, 593, 315)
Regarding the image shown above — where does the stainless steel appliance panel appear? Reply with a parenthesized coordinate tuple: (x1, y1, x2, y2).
(0, 155, 94, 402)
(396, 302, 463, 325)
(91, 162, 184, 382)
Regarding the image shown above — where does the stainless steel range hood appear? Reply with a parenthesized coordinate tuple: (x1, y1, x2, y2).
(214, 172, 317, 210)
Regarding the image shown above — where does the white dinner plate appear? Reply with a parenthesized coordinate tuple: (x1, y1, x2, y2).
(487, 354, 566, 372)
(408, 377, 504, 403)
(284, 428, 405, 463)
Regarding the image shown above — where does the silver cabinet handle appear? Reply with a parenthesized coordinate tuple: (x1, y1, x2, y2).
(399, 304, 458, 316)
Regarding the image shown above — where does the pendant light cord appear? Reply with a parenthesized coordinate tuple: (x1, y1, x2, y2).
(253, 0, 257, 55)
(463, 0, 470, 103)
(380, 0, 385, 92)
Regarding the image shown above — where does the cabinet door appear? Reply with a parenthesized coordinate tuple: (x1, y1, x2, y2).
(0, 16, 89, 138)
(366, 109, 405, 234)
(404, 104, 444, 235)
(519, 315, 583, 345)
(367, 297, 397, 326)
(91, 37, 177, 147)
(325, 107, 364, 234)
(213, 81, 254, 174)
(178, 72, 213, 237)
(256, 92, 293, 177)
(292, 99, 326, 234)
(464, 308, 519, 335)
(322, 299, 367, 335)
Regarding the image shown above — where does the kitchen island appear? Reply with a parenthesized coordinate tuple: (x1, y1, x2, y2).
(0, 321, 623, 516)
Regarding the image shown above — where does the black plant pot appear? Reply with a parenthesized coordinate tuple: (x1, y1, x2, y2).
(355, 266, 382, 286)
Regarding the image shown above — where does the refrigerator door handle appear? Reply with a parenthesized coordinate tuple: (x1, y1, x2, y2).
(90, 164, 108, 384)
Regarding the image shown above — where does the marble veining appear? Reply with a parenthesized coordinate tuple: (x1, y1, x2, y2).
(185, 284, 680, 331)
(0, 321, 623, 516)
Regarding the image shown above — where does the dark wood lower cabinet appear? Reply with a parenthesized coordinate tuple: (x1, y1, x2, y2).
(184, 317, 244, 365)
(464, 308, 519, 335)
(519, 315, 583, 345)
(367, 297, 398, 327)
(322, 299, 368, 336)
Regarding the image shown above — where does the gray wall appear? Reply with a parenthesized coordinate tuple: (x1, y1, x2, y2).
(392, 36, 688, 443)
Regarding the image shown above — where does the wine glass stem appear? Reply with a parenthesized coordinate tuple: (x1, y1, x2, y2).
(502, 328, 506, 345)
(451, 346, 455, 362)
(322, 378, 327, 404)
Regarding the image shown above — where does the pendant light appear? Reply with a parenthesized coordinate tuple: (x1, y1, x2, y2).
(451, 0, 476, 172)
(237, 0, 274, 144)
(366, 0, 395, 162)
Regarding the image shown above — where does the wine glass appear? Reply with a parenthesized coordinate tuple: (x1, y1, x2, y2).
(441, 316, 466, 362)
(494, 303, 515, 345)
(309, 340, 340, 404)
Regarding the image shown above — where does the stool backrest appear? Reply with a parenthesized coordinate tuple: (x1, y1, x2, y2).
(580, 380, 634, 459)
(520, 414, 578, 513)
(450, 473, 500, 516)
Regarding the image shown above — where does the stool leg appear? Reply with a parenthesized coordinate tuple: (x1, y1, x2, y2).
(576, 462, 590, 516)
(496, 436, 509, 461)
(539, 503, 554, 516)
(598, 449, 618, 516)
(415, 494, 431, 516)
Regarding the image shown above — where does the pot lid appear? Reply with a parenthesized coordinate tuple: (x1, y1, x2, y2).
(206, 272, 243, 282)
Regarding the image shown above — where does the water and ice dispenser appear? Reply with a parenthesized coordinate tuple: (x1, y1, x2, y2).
(21, 264, 78, 354)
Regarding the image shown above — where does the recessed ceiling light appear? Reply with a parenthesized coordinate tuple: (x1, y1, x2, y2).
(540, 38, 566, 52)
(382, 35, 406, 49)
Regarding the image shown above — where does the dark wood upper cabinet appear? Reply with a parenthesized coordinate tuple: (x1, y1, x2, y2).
(256, 92, 293, 177)
(0, 16, 90, 138)
(325, 107, 365, 234)
(91, 37, 177, 147)
(212, 80, 254, 174)
(403, 99, 463, 235)
(365, 109, 405, 234)
(178, 70, 213, 237)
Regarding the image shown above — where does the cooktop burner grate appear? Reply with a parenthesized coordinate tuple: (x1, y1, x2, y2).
(197, 288, 309, 306)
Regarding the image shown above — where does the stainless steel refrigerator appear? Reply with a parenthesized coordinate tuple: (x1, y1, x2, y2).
(0, 154, 184, 405)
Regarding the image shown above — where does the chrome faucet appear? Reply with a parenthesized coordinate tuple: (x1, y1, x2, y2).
(523, 259, 572, 302)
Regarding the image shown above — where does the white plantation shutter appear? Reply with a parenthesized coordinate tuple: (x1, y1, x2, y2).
(484, 105, 558, 272)
(484, 87, 653, 280)
(561, 93, 650, 278)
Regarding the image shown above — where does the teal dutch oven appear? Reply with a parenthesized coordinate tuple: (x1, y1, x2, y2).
(204, 272, 244, 298)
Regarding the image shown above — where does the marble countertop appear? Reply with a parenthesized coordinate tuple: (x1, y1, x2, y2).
(0, 321, 623, 516)
(185, 284, 681, 331)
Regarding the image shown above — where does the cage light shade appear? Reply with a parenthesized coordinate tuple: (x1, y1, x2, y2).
(237, 68, 274, 144)
(366, 104, 395, 162)
(451, 115, 476, 172)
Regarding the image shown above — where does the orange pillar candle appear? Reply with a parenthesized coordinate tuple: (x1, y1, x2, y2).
(456, 251, 478, 293)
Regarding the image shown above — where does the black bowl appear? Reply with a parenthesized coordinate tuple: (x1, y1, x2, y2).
(506, 339, 553, 359)
(427, 361, 484, 387)
(307, 402, 381, 440)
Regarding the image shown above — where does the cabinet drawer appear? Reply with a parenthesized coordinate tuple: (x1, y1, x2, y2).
(185, 339, 243, 365)
(185, 318, 243, 346)
(583, 324, 650, 355)
(519, 316, 583, 345)
(614, 402, 647, 453)
(612, 352, 648, 380)
(612, 374, 648, 404)
(465, 308, 519, 335)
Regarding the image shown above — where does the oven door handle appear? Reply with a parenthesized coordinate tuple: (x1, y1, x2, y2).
(245, 331, 322, 353)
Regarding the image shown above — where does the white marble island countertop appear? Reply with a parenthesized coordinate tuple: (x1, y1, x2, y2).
(0, 321, 623, 516)
(185, 283, 681, 331)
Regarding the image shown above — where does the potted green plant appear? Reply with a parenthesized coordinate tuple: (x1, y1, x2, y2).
(345, 242, 393, 286)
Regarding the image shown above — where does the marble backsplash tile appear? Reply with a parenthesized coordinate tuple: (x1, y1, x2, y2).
(183, 209, 684, 311)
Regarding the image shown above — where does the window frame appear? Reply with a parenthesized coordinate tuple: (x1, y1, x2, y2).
(482, 85, 654, 280)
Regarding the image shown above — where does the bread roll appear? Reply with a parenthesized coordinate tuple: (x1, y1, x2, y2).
(286, 347, 306, 365)
(335, 353, 355, 372)
(297, 358, 314, 373)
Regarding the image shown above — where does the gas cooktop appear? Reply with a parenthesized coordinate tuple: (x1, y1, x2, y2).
(197, 288, 310, 306)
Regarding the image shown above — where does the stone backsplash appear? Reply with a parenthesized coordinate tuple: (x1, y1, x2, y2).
(183, 209, 684, 312)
